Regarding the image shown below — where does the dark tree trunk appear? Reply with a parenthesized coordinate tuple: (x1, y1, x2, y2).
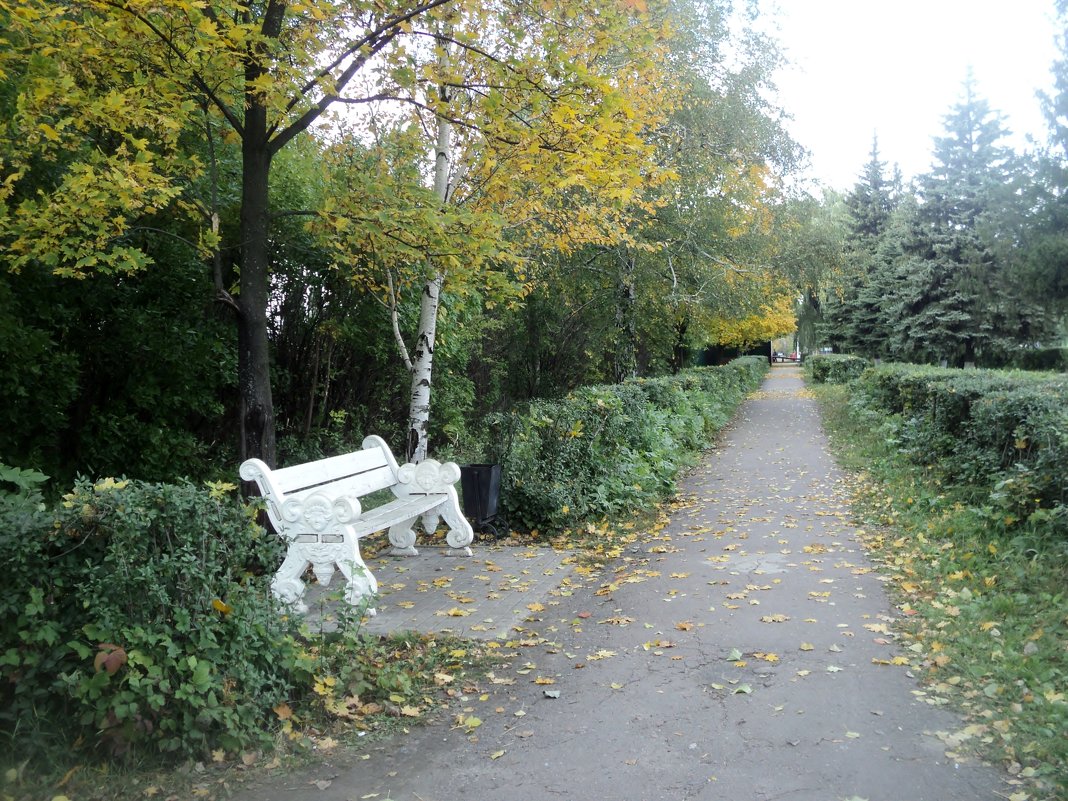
(671, 317, 689, 374)
(237, 111, 276, 466)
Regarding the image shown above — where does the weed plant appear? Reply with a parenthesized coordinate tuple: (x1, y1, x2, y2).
(815, 383, 1068, 797)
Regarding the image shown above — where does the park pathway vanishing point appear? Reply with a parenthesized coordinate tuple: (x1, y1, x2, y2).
(244, 365, 1010, 801)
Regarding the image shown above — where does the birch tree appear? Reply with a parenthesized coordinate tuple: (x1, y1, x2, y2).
(314, 1, 679, 461)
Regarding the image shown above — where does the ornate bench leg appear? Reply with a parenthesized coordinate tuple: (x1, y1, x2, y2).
(388, 517, 420, 556)
(439, 498, 474, 557)
(272, 550, 311, 614)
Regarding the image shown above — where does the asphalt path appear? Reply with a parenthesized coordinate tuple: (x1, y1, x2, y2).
(240, 365, 1008, 801)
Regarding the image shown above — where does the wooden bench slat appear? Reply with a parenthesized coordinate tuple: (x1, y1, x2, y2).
(288, 465, 396, 502)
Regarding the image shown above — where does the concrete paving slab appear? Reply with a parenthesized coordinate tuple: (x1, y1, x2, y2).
(301, 543, 576, 641)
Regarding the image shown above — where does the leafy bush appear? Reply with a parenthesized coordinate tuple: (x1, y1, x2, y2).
(807, 353, 871, 384)
(0, 478, 302, 761)
(851, 364, 1068, 544)
(490, 358, 766, 532)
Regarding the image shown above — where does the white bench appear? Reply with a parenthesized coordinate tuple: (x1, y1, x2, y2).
(239, 435, 474, 614)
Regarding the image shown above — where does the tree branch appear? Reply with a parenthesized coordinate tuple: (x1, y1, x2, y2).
(269, 0, 456, 154)
(100, 0, 245, 135)
(384, 267, 414, 374)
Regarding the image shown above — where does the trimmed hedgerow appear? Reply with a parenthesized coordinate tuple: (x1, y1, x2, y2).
(490, 357, 767, 533)
(1011, 346, 1068, 373)
(851, 364, 1068, 544)
(807, 353, 871, 384)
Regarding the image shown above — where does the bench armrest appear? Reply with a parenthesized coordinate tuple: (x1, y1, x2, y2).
(239, 457, 290, 533)
(393, 458, 461, 496)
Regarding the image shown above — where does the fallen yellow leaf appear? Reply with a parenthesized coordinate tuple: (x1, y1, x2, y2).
(760, 614, 789, 623)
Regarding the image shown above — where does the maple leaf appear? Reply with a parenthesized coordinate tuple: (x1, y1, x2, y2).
(675, 621, 694, 631)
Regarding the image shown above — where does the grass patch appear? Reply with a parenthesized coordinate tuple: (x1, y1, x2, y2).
(815, 383, 1068, 799)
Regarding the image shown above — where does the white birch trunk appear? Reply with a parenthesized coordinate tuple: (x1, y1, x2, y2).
(407, 273, 443, 462)
(406, 58, 453, 463)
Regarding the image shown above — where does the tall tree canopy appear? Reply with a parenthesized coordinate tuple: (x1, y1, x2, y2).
(0, 0, 679, 467)
(0, 0, 837, 485)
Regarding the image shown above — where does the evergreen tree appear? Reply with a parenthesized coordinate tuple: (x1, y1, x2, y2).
(845, 134, 897, 242)
(899, 74, 1035, 365)
(820, 134, 901, 355)
(1023, 0, 1068, 325)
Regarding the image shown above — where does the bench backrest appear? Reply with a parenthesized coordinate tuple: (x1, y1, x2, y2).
(270, 447, 396, 501)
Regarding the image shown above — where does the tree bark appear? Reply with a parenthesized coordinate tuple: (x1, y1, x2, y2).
(407, 275, 443, 462)
(237, 105, 276, 466)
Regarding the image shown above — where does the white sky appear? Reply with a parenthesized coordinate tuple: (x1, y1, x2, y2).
(762, 0, 1062, 190)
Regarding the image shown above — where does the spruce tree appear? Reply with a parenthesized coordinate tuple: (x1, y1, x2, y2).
(821, 134, 901, 355)
(901, 74, 1032, 365)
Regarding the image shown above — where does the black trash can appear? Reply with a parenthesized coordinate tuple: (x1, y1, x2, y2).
(459, 463, 504, 538)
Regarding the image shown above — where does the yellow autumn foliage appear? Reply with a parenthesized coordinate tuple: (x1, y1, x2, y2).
(705, 292, 797, 347)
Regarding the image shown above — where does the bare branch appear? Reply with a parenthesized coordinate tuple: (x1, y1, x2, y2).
(270, 0, 456, 152)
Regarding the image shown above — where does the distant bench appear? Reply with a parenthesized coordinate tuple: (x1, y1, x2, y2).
(240, 435, 473, 614)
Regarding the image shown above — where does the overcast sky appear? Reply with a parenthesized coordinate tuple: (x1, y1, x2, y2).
(761, 0, 1062, 190)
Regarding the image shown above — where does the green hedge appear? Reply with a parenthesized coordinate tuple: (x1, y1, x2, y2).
(0, 478, 303, 760)
(490, 357, 767, 533)
(1011, 347, 1068, 372)
(807, 353, 871, 384)
(851, 364, 1068, 543)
